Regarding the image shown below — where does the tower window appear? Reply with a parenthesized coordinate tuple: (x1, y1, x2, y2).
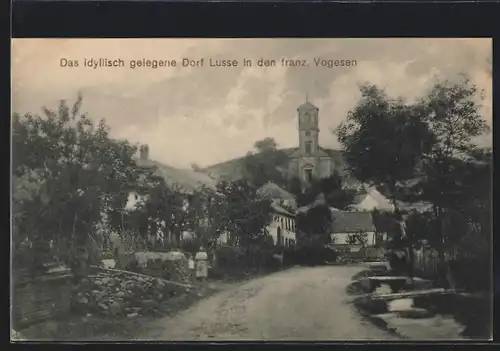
(305, 131, 310, 136)
(305, 141, 312, 154)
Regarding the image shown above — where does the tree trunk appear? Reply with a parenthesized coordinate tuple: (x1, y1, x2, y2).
(436, 206, 448, 288)
(69, 212, 90, 285)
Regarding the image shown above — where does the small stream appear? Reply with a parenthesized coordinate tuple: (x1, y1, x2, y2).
(349, 271, 491, 340)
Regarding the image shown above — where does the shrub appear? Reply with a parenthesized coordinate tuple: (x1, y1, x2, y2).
(101, 251, 115, 260)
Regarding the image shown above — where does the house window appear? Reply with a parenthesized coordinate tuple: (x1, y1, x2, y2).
(304, 169, 313, 182)
(305, 131, 310, 136)
(305, 141, 312, 154)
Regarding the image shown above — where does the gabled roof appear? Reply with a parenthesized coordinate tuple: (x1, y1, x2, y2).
(257, 182, 295, 201)
(330, 211, 376, 233)
(271, 203, 294, 217)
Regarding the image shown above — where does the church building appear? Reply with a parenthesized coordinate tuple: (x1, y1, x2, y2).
(287, 98, 336, 185)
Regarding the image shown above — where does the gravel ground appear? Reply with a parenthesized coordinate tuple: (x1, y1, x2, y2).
(139, 265, 399, 341)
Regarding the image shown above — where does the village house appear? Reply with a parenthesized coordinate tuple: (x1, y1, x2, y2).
(218, 203, 297, 248)
(348, 185, 395, 212)
(257, 181, 297, 210)
(267, 203, 297, 247)
(329, 211, 380, 251)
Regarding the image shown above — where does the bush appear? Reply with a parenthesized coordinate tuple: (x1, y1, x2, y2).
(450, 257, 490, 292)
(284, 246, 337, 266)
(101, 251, 115, 260)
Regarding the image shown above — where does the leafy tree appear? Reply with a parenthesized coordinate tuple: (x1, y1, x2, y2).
(295, 172, 356, 209)
(347, 232, 368, 248)
(296, 204, 333, 247)
(372, 209, 406, 248)
(186, 184, 226, 249)
(242, 137, 289, 188)
(191, 163, 202, 172)
(409, 76, 490, 287)
(287, 176, 303, 198)
(12, 96, 147, 282)
(216, 180, 272, 249)
(254, 137, 278, 153)
(336, 84, 432, 209)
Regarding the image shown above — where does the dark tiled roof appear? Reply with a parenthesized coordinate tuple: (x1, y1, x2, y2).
(297, 101, 319, 110)
(271, 203, 294, 217)
(330, 211, 376, 233)
(257, 182, 295, 201)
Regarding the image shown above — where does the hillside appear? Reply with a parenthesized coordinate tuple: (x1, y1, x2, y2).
(132, 147, 362, 194)
(200, 148, 360, 186)
(135, 158, 217, 193)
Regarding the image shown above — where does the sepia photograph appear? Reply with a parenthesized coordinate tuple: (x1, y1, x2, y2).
(11, 38, 492, 341)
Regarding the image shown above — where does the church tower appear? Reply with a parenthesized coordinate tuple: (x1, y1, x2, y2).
(297, 97, 320, 157)
(287, 97, 335, 186)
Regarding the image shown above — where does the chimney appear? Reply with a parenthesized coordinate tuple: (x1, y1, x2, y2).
(140, 144, 149, 160)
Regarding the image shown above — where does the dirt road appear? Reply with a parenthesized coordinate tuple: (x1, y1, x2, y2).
(139, 265, 399, 341)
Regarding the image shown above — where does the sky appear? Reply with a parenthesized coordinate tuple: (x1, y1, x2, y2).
(12, 38, 492, 169)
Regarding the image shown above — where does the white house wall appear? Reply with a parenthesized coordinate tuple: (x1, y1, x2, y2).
(267, 214, 296, 246)
(330, 231, 377, 246)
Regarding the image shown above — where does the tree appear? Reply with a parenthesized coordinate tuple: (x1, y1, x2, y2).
(185, 184, 226, 249)
(347, 232, 368, 248)
(336, 84, 432, 209)
(191, 163, 202, 172)
(287, 176, 302, 198)
(217, 180, 272, 247)
(254, 137, 278, 153)
(296, 204, 333, 247)
(242, 137, 289, 188)
(12, 95, 147, 282)
(295, 173, 356, 209)
(407, 76, 490, 287)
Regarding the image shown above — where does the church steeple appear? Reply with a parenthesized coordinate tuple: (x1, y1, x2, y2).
(297, 98, 319, 156)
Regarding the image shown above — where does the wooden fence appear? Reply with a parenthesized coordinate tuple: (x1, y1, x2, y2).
(411, 246, 478, 280)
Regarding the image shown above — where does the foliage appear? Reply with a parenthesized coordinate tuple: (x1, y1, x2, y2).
(407, 77, 490, 280)
(215, 179, 273, 250)
(346, 232, 368, 248)
(339, 77, 491, 288)
(185, 184, 226, 249)
(295, 172, 356, 209)
(287, 176, 303, 198)
(12, 96, 148, 280)
(336, 84, 432, 206)
(242, 137, 289, 188)
(191, 163, 202, 172)
(410, 77, 490, 209)
(296, 204, 333, 247)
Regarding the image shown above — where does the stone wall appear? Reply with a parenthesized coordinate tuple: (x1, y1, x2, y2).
(72, 268, 191, 317)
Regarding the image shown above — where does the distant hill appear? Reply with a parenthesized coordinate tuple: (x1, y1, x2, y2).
(132, 147, 363, 194)
(200, 147, 360, 186)
(135, 158, 217, 193)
